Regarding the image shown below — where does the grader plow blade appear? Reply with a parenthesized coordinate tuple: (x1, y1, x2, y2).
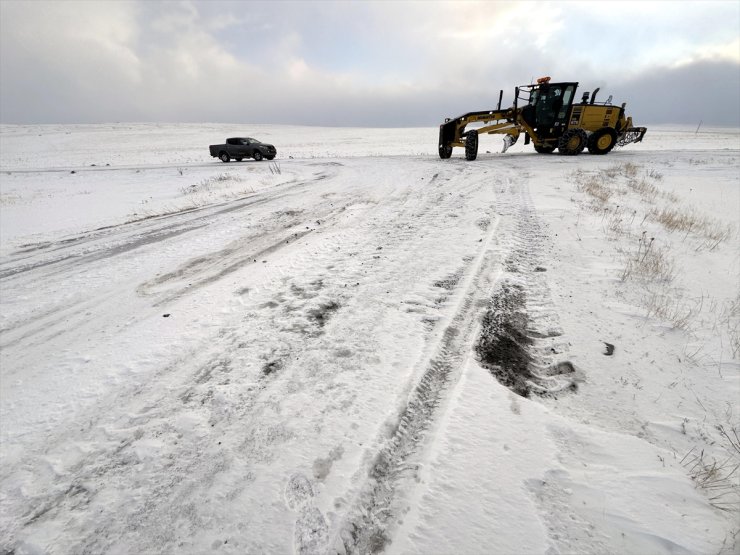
(617, 127, 647, 147)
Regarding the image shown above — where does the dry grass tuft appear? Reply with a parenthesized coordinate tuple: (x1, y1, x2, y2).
(181, 173, 242, 195)
(622, 162, 639, 177)
(621, 232, 675, 283)
(624, 169, 675, 204)
(681, 427, 740, 512)
(649, 206, 734, 249)
(627, 178, 659, 202)
(576, 174, 613, 205)
(643, 289, 696, 330)
(646, 169, 663, 181)
(722, 296, 740, 359)
(576, 163, 660, 208)
(652, 206, 703, 233)
(601, 162, 639, 179)
(730, 322, 740, 360)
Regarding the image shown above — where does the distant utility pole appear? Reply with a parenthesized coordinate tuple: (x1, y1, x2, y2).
(695, 120, 702, 135)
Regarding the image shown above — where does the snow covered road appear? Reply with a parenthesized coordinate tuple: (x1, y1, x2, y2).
(1, 124, 738, 554)
(1, 153, 515, 553)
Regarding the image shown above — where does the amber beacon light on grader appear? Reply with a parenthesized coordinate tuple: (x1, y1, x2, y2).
(438, 76, 647, 160)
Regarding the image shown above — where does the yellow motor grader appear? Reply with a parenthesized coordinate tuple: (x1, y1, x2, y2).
(438, 77, 647, 160)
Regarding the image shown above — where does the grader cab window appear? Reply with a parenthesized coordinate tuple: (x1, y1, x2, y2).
(559, 86, 575, 119)
(534, 84, 575, 127)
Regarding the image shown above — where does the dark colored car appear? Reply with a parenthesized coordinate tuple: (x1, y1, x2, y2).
(209, 137, 277, 162)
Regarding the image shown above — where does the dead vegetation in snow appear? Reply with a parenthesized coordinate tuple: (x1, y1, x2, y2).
(572, 162, 737, 334)
(620, 231, 676, 283)
(573, 163, 732, 247)
(681, 425, 740, 512)
(571, 160, 740, 520)
(648, 205, 733, 250)
(180, 172, 245, 195)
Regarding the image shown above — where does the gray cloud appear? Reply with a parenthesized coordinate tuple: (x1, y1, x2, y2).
(609, 60, 740, 127)
(1, 0, 738, 126)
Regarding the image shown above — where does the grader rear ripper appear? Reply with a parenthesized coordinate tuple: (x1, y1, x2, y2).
(438, 77, 647, 160)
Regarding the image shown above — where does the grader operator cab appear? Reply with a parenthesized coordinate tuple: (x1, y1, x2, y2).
(438, 77, 647, 160)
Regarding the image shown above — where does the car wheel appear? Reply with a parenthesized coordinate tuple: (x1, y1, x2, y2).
(219, 152, 230, 163)
(253, 151, 263, 161)
(266, 155, 275, 160)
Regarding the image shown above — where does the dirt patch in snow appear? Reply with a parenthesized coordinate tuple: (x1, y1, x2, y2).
(262, 359, 283, 376)
(306, 300, 341, 328)
(475, 282, 536, 397)
(475, 281, 578, 398)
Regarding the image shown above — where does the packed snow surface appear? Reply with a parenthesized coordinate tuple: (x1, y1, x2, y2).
(1, 123, 739, 554)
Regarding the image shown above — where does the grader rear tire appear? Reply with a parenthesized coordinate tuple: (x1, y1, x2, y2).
(587, 128, 618, 155)
(558, 129, 587, 155)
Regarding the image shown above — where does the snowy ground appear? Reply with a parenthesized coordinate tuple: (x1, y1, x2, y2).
(0, 123, 738, 554)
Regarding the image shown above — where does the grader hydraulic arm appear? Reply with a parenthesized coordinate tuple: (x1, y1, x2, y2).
(438, 87, 530, 161)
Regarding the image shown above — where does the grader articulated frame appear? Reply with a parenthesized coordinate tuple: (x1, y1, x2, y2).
(438, 77, 647, 160)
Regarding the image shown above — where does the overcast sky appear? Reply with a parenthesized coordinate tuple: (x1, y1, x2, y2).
(1, 0, 738, 127)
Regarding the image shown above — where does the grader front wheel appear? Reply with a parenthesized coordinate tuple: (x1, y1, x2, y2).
(465, 130, 479, 161)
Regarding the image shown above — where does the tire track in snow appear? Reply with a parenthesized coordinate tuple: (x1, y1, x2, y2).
(0, 167, 333, 280)
(334, 169, 578, 553)
(0, 195, 258, 280)
(0, 169, 338, 344)
(477, 178, 580, 398)
(331, 171, 512, 553)
(135, 201, 349, 307)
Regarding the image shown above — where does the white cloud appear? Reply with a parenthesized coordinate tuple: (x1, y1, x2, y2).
(674, 38, 740, 67)
(288, 59, 310, 81)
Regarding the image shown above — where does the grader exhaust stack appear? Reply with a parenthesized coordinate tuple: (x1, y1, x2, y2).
(438, 77, 647, 160)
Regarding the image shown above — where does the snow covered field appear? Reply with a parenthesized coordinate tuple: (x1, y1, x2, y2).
(1, 123, 738, 554)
